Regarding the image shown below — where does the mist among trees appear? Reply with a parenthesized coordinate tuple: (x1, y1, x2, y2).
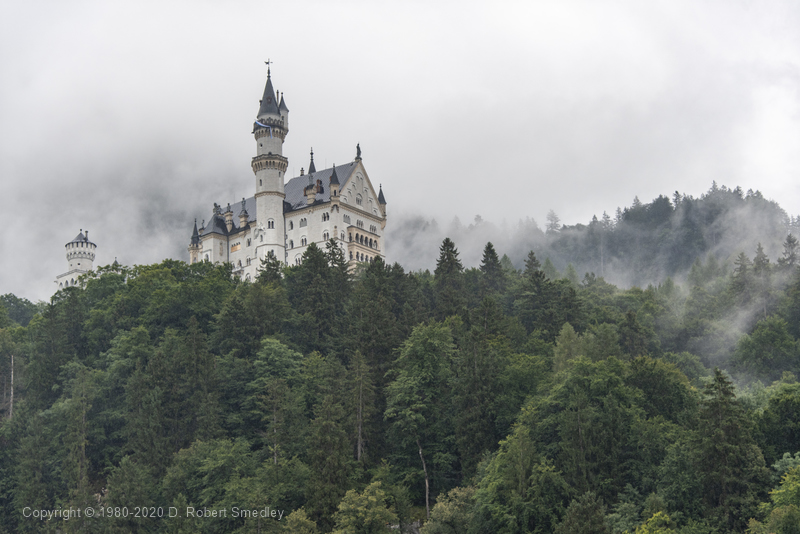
(1, 184, 800, 533)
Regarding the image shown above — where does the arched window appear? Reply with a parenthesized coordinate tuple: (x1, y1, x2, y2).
(323, 232, 329, 241)
(349, 233, 352, 242)
(205, 254, 209, 261)
(289, 240, 294, 248)
(343, 214, 351, 224)
(289, 221, 294, 230)
(301, 237, 307, 246)
(350, 251, 353, 260)
(341, 232, 345, 240)
(260, 235, 264, 242)
(295, 255, 302, 266)
(299, 218, 307, 228)
(268, 219, 275, 229)
(356, 194, 363, 206)
(247, 238, 251, 247)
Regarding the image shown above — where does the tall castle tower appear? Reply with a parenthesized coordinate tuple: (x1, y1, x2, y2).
(56, 230, 96, 289)
(252, 64, 289, 263)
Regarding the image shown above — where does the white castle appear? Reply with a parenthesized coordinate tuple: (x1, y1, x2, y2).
(188, 66, 387, 280)
(56, 230, 96, 289)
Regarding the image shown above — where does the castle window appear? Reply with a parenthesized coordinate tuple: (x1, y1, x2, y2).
(323, 232, 329, 241)
(260, 179, 263, 186)
(343, 214, 350, 224)
(301, 237, 307, 246)
(295, 255, 301, 266)
(299, 218, 307, 228)
(260, 235, 264, 242)
(289, 221, 293, 230)
(247, 238, 251, 247)
(268, 219, 275, 229)
(205, 254, 209, 261)
(289, 240, 294, 248)
(357, 220, 364, 229)
(341, 232, 345, 240)
(356, 194, 363, 206)
(350, 251, 353, 260)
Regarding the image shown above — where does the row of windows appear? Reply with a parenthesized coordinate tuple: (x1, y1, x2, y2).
(350, 251, 375, 262)
(350, 233, 379, 249)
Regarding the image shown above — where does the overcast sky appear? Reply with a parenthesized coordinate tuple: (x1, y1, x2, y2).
(2, 0, 799, 302)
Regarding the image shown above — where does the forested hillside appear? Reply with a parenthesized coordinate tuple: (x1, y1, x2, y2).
(2, 191, 800, 533)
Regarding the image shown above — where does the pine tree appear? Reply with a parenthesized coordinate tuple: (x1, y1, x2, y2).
(479, 242, 505, 296)
(434, 238, 465, 319)
(695, 369, 770, 531)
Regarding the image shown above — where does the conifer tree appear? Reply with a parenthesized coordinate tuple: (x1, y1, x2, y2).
(434, 238, 465, 319)
(479, 242, 506, 296)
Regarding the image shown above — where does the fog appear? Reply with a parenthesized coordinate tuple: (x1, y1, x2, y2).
(2, 1, 799, 301)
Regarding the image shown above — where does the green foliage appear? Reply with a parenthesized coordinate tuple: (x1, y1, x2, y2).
(6, 215, 800, 534)
(554, 491, 611, 534)
(332, 481, 397, 534)
(421, 486, 475, 534)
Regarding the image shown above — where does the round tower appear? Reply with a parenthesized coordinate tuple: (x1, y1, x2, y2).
(56, 230, 97, 289)
(253, 64, 289, 264)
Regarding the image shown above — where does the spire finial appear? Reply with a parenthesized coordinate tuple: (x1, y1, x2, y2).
(356, 143, 361, 160)
(308, 147, 316, 174)
(265, 59, 272, 77)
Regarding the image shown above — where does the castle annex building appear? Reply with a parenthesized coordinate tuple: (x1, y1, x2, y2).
(188, 67, 387, 280)
(56, 230, 96, 289)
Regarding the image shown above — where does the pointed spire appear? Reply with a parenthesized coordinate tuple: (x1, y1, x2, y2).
(378, 184, 386, 205)
(279, 92, 289, 112)
(308, 148, 316, 174)
(257, 63, 280, 118)
(330, 164, 340, 185)
(191, 219, 200, 245)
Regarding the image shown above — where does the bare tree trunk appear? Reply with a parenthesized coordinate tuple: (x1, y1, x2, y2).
(8, 353, 12, 420)
(356, 377, 364, 461)
(417, 438, 430, 520)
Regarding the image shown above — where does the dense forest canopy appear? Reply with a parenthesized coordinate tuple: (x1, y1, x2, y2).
(2, 185, 800, 533)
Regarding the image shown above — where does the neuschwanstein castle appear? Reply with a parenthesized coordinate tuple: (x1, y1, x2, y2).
(188, 67, 387, 280)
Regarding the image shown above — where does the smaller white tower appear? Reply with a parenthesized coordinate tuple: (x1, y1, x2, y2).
(56, 230, 97, 289)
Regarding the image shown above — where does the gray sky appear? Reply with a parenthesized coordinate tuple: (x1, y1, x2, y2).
(2, 0, 799, 302)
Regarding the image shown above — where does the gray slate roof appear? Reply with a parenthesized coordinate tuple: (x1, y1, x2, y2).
(257, 72, 280, 118)
(198, 162, 360, 238)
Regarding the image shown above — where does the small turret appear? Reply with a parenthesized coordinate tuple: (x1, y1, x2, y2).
(305, 173, 316, 205)
(189, 219, 201, 263)
(330, 165, 341, 199)
(238, 198, 249, 228)
(378, 184, 387, 217)
(279, 92, 289, 127)
(224, 203, 234, 232)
